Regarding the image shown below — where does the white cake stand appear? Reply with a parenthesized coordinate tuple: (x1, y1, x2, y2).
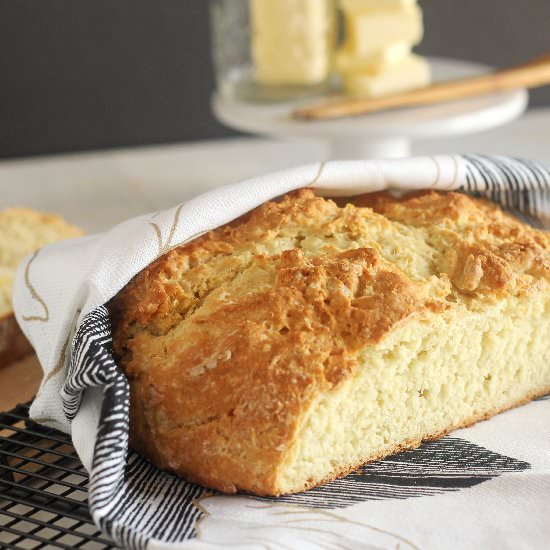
(212, 57, 528, 159)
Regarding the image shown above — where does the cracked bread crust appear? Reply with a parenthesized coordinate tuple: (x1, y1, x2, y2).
(109, 189, 550, 495)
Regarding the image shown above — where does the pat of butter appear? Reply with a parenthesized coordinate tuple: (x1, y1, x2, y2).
(346, 5, 423, 57)
(337, 42, 411, 74)
(342, 54, 430, 97)
(250, 0, 334, 86)
(340, 0, 417, 11)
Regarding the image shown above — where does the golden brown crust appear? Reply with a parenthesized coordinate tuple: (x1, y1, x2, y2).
(356, 191, 550, 295)
(109, 189, 550, 495)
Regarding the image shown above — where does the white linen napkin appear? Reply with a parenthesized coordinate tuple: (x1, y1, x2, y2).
(12, 155, 550, 549)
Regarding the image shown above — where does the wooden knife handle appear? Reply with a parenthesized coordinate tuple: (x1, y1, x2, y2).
(293, 54, 550, 121)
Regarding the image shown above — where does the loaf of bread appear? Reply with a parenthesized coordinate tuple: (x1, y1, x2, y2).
(0, 208, 83, 367)
(110, 189, 550, 496)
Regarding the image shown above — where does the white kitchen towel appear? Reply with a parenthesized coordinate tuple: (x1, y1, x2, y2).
(12, 154, 550, 549)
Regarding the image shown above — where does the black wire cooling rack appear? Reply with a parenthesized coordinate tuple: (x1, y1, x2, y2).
(0, 402, 115, 549)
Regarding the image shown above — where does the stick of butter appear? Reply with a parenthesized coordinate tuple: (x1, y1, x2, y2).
(342, 54, 430, 97)
(250, 0, 334, 86)
(337, 42, 412, 74)
(345, 5, 423, 57)
(340, 0, 417, 11)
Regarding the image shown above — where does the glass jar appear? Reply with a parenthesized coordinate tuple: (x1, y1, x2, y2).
(209, 0, 337, 102)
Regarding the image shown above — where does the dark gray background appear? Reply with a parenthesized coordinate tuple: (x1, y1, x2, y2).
(1, 0, 549, 159)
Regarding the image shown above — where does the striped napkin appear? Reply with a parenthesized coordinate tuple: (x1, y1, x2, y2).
(13, 155, 550, 549)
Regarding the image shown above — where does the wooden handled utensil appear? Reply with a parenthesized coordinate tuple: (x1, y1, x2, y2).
(293, 54, 550, 121)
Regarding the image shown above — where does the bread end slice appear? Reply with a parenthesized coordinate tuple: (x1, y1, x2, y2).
(0, 207, 83, 368)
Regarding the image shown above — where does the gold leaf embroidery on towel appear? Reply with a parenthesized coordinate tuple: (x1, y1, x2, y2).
(305, 162, 326, 188)
(38, 307, 81, 397)
(150, 203, 185, 256)
(150, 166, 324, 260)
(41, 331, 72, 389)
(22, 250, 50, 323)
(191, 494, 422, 550)
(430, 157, 442, 188)
(430, 155, 460, 190)
(34, 308, 82, 424)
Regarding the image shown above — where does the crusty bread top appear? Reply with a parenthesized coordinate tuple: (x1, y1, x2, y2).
(0, 207, 83, 317)
(356, 191, 550, 294)
(112, 189, 550, 352)
(109, 190, 549, 493)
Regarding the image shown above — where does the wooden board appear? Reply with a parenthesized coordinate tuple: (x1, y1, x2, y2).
(0, 313, 34, 368)
(0, 353, 42, 411)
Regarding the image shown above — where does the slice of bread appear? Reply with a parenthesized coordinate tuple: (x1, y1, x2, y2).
(0, 208, 83, 367)
(110, 190, 550, 496)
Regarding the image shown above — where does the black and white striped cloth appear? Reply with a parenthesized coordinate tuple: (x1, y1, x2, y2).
(13, 155, 550, 549)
